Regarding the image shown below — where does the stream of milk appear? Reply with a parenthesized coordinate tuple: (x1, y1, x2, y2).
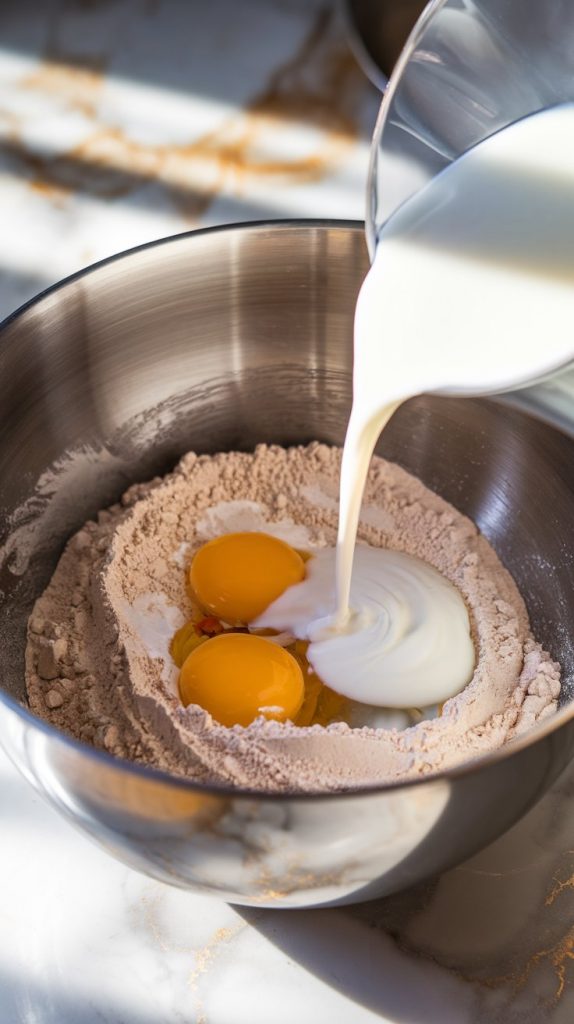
(337, 103, 574, 625)
(261, 104, 574, 710)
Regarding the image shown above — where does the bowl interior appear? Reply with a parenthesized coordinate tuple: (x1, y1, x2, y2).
(1, 222, 573, 719)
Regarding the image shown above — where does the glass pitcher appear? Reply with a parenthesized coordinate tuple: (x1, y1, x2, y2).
(366, 0, 574, 422)
(367, 0, 574, 255)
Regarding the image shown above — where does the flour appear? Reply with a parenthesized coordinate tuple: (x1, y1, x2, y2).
(24, 444, 561, 793)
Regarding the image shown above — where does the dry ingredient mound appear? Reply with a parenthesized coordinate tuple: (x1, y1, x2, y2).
(25, 443, 561, 793)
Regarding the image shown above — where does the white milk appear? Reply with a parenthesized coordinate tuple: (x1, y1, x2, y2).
(337, 103, 574, 625)
(260, 104, 574, 710)
(256, 546, 475, 707)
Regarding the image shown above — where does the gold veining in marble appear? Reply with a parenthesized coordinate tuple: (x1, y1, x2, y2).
(188, 923, 245, 1024)
(546, 863, 574, 907)
(5, 8, 372, 222)
(377, 841, 574, 1014)
(137, 886, 245, 1023)
(464, 886, 573, 1008)
(250, 859, 348, 905)
(499, 926, 574, 1003)
(21, 59, 104, 119)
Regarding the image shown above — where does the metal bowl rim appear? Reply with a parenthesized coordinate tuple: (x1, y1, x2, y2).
(0, 217, 572, 801)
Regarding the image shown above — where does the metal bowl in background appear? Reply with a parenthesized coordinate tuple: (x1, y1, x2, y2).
(1, 221, 574, 909)
(345, 0, 429, 90)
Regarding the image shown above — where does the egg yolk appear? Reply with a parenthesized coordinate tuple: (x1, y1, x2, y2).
(189, 532, 305, 624)
(170, 620, 208, 668)
(179, 632, 304, 727)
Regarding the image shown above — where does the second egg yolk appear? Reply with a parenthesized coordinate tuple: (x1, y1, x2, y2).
(179, 632, 304, 727)
(189, 532, 306, 624)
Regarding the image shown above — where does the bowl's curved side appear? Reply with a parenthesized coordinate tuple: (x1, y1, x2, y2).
(2, 674, 573, 908)
(1, 220, 574, 907)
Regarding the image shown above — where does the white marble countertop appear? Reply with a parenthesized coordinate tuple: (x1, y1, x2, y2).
(0, 0, 378, 318)
(2, 744, 574, 1023)
(1, 1, 573, 1021)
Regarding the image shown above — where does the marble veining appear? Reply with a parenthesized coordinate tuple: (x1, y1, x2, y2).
(0, 0, 378, 317)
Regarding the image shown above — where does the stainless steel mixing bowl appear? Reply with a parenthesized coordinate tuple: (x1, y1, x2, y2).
(1, 221, 574, 909)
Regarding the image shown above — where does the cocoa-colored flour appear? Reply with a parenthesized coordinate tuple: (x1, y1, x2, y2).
(25, 444, 561, 792)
